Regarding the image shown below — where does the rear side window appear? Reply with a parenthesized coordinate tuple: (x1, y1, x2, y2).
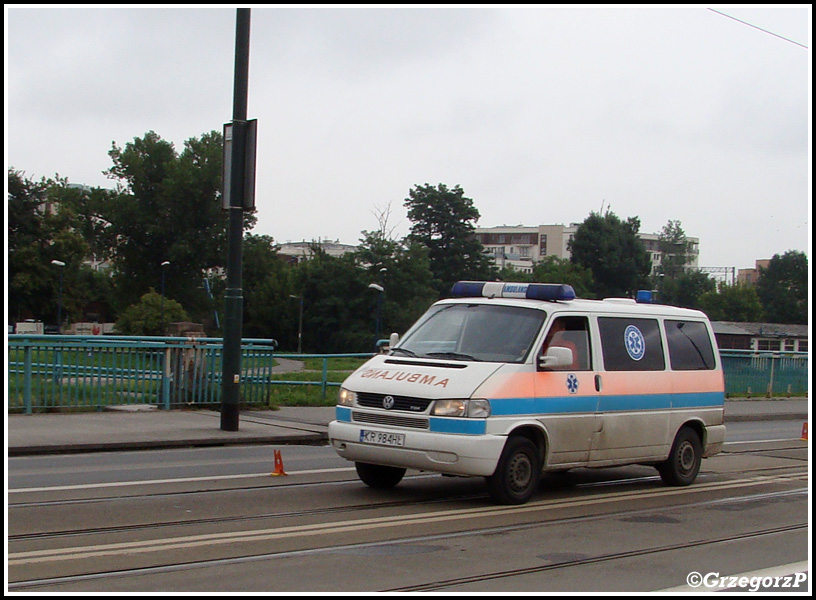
(664, 320, 716, 370)
(598, 317, 665, 371)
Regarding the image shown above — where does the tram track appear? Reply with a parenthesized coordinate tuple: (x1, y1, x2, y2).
(8, 483, 807, 591)
(386, 522, 809, 592)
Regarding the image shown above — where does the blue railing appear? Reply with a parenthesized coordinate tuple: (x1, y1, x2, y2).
(8, 335, 372, 413)
(719, 350, 808, 398)
(7, 336, 808, 413)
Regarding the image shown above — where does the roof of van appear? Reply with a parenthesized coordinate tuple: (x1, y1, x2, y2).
(438, 294, 711, 320)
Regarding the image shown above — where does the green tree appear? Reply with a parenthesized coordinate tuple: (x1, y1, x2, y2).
(241, 234, 298, 344)
(8, 169, 95, 325)
(568, 210, 651, 298)
(656, 220, 695, 279)
(698, 283, 764, 322)
(660, 269, 717, 310)
(354, 230, 437, 337)
(404, 183, 495, 296)
(102, 130, 254, 320)
(115, 289, 189, 335)
(295, 249, 371, 353)
(755, 251, 808, 324)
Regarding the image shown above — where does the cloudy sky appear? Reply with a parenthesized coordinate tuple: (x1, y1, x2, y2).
(6, 5, 811, 271)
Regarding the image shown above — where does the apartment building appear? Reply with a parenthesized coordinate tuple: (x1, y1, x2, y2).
(474, 224, 699, 276)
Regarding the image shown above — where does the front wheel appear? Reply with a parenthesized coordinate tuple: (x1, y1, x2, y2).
(485, 436, 541, 505)
(355, 462, 406, 489)
(657, 427, 702, 486)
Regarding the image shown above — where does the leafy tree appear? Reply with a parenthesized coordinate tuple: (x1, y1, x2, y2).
(354, 230, 438, 337)
(755, 251, 808, 324)
(102, 130, 254, 320)
(568, 210, 651, 298)
(115, 289, 189, 335)
(404, 183, 495, 296)
(241, 234, 297, 343)
(658, 269, 717, 310)
(698, 283, 764, 322)
(295, 249, 371, 352)
(7, 169, 94, 325)
(656, 220, 695, 279)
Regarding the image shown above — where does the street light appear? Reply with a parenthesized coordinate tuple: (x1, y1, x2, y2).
(368, 283, 384, 351)
(289, 294, 304, 354)
(160, 261, 170, 335)
(51, 260, 65, 334)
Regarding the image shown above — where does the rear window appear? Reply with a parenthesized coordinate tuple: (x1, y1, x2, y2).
(664, 320, 717, 370)
(598, 317, 665, 371)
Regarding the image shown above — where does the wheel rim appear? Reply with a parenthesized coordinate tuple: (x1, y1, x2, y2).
(508, 452, 533, 492)
(678, 440, 696, 474)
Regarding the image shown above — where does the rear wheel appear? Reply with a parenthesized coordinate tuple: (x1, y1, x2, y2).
(355, 462, 406, 489)
(485, 436, 541, 505)
(657, 427, 702, 486)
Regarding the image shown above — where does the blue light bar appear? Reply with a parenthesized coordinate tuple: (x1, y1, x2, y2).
(636, 290, 653, 304)
(451, 281, 576, 301)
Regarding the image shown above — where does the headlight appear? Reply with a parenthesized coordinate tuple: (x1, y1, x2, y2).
(431, 399, 491, 418)
(338, 388, 357, 407)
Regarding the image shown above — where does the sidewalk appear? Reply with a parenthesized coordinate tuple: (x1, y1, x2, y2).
(6, 399, 809, 456)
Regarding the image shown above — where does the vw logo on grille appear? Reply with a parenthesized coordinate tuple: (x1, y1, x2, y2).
(382, 395, 396, 410)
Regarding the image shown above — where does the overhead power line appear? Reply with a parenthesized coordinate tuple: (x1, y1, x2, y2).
(707, 8, 809, 49)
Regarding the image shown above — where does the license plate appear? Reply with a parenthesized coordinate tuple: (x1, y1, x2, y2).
(360, 429, 405, 447)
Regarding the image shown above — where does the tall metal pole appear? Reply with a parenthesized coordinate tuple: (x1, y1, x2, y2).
(221, 8, 251, 431)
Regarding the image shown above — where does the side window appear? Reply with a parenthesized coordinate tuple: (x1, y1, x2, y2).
(598, 317, 665, 371)
(664, 320, 716, 370)
(541, 316, 592, 370)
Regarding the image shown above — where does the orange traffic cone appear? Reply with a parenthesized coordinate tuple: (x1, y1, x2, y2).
(800, 423, 808, 441)
(270, 450, 287, 476)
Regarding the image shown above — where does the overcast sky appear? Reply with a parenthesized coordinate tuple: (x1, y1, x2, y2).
(6, 5, 811, 271)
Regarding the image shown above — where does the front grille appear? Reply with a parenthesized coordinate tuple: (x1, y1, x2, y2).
(352, 411, 430, 430)
(356, 392, 432, 413)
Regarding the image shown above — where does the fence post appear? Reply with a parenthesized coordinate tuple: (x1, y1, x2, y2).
(321, 357, 329, 401)
(24, 344, 33, 414)
(767, 354, 776, 398)
(162, 347, 172, 410)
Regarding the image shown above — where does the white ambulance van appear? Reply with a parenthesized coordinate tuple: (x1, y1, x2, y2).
(328, 281, 726, 504)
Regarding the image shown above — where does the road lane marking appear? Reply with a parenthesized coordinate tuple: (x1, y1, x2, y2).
(8, 467, 356, 494)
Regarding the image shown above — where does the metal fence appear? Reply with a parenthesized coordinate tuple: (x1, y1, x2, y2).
(720, 350, 808, 398)
(7, 336, 808, 413)
(8, 335, 371, 413)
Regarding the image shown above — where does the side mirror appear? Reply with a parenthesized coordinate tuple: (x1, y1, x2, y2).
(538, 346, 574, 370)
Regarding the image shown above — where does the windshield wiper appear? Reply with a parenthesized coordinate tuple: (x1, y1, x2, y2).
(424, 352, 480, 361)
(390, 347, 418, 357)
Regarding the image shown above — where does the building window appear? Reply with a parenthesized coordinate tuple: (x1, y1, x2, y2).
(757, 339, 781, 351)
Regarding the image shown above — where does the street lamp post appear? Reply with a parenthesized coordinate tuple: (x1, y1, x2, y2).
(289, 295, 304, 354)
(368, 283, 384, 351)
(160, 261, 170, 335)
(51, 260, 65, 334)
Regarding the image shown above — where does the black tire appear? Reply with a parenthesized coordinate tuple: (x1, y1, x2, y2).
(657, 427, 702, 486)
(355, 462, 406, 489)
(485, 436, 542, 505)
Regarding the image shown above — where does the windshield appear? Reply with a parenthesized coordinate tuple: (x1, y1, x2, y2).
(394, 303, 546, 363)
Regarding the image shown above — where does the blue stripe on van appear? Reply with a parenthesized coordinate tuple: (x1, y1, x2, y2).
(490, 396, 598, 416)
(490, 392, 723, 417)
(429, 417, 487, 435)
(336, 406, 352, 421)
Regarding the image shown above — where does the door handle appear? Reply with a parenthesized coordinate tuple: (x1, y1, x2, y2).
(595, 374, 603, 392)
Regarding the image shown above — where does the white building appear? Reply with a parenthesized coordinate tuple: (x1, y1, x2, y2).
(474, 224, 699, 276)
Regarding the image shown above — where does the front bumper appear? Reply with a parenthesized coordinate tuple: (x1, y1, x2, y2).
(328, 418, 505, 477)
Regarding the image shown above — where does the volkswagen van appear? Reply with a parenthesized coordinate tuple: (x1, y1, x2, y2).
(328, 281, 726, 504)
